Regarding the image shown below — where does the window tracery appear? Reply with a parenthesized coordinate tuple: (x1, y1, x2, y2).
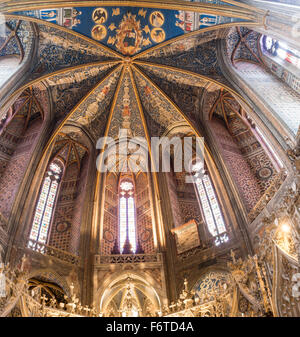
(119, 180, 137, 253)
(261, 35, 300, 70)
(28, 161, 63, 247)
(192, 162, 228, 246)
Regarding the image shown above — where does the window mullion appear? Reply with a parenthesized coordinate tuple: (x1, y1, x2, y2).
(36, 177, 52, 243)
(33, 174, 52, 244)
(201, 178, 221, 238)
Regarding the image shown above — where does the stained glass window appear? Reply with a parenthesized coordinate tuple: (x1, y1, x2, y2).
(119, 180, 137, 253)
(28, 162, 63, 248)
(192, 163, 228, 246)
(261, 35, 300, 70)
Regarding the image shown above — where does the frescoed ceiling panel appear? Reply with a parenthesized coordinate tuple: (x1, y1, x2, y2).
(132, 68, 185, 137)
(135, 31, 229, 85)
(45, 62, 118, 120)
(30, 23, 119, 80)
(135, 64, 206, 125)
(13, 5, 253, 56)
(226, 26, 262, 65)
(68, 66, 122, 141)
(0, 19, 33, 62)
(136, 29, 220, 59)
(135, 62, 209, 90)
(108, 68, 146, 139)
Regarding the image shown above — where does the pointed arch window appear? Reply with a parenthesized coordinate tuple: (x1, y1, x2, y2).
(28, 161, 63, 248)
(192, 162, 229, 246)
(261, 35, 300, 70)
(119, 180, 137, 254)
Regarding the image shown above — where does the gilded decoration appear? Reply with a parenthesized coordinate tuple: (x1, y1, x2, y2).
(12, 5, 256, 56)
(0, 3, 299, 318)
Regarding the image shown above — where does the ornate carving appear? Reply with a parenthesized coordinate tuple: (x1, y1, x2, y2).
(248, 169, 287, 221)
(95, 253, 161, 264)
(27, 240, 80, 266)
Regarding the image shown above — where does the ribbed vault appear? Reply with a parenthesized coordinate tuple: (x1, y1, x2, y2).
(0, 9, 263, 165)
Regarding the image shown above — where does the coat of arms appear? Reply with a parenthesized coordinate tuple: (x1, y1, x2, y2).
(115, 13, 143, 55)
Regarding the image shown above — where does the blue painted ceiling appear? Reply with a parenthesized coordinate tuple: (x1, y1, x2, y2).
(14, 5, 249, 56)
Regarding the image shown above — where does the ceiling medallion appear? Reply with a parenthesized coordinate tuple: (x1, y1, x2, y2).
(91, 25, 107, 41)
(92, 8, 108, 24)
(115, 13, 143, 55)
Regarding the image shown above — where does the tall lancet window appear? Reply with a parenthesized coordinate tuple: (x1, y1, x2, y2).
(261, 35, 300, 69)
(119, 180, 137, 254)
(29, 161, 63, 248)
(192, 162, 229, 246)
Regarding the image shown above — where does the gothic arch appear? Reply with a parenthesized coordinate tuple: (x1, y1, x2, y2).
(27, 268, 70, 297)
(218, 27, 300, 145)
(95, 271, 164, 314)
(0, 19, 38, 108)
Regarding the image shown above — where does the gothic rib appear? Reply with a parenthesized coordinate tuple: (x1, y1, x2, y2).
(4, 14, 125, 60)
(35, 64, 123, 173)
(1, 60, 122, 110)
(133, 60, 253, 110)
(93, 64, 126, 202)
(131, 21, 262, 61)
(129, 65, 165, 249)
(128, 65, 161, 197)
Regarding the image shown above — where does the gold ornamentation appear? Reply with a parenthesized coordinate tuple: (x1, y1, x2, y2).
(92, 8, 108, 24)
(149, 11, 164, 27)
(150, 28, 166, 43)
(115, 13, 143, 55)
(91, 25, 107, 41)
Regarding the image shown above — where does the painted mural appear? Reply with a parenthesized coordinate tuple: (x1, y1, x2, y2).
(108, 70, 146, 139)
(133, 69, 185, 137)
(14, 6, 249, 56)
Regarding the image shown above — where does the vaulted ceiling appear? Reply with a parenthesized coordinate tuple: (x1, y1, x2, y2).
(1, 2, 263, 149)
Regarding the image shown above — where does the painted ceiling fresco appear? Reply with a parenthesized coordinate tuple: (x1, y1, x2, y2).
(0, 3, 261, 147)
(14, 6, 250, 56)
